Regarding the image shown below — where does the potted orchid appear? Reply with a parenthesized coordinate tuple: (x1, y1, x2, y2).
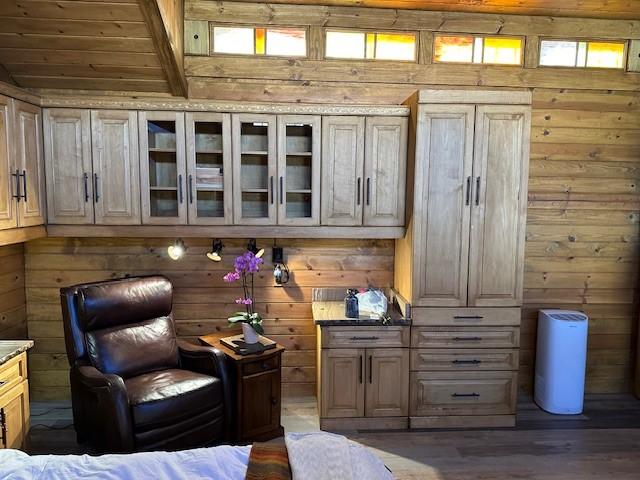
(224, 250, 264, 343)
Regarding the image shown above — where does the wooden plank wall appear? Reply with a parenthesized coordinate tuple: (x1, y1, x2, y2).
(24, 238, 393, 400)
(0, 243, 26, 339)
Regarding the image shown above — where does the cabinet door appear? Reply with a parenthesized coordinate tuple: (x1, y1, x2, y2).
(139, 111, 187, 225)
(365, 348, 409, 417)
(43, 109, 93, 224)
(0, 382, 29, 449)
(363, 116, 407, 226)
(414, 105, 475, 307)
(185, 112, 232, 225)
(240, 368, 281, 441)
(0, 96, 16, 230)
(320, 349, 364, 418)
(232, 114, 277, 225)
(91, 110, 140, 225)
(14, 101, 45, 227)
(321, 116, 365, 226)
(277, 115, 321, 226)
(468, 105, 530, 307)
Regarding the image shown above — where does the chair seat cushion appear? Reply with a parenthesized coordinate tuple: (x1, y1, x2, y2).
(125, 369, 222, 431)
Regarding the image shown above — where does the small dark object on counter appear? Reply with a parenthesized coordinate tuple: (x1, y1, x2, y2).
(345, 288, 359, 318)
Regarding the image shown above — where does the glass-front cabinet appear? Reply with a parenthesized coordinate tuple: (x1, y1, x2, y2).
(139, 111, 186, 224)
(232, 114, 277, 225)
(186, 112, 232, 225)
(277, 115, 321, 225)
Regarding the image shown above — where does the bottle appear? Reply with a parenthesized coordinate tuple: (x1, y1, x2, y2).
(345, 289, 359, 319)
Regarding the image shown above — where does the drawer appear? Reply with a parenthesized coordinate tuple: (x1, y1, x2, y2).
(411, 349, 519, 372)
(0, 354, 27, 398)
(411, 327, 520, 349)
(243, 354, 280, 376)
(321, 327, 409, 348)
(412, 308, 520, 327)
(409, 371, 517, 416)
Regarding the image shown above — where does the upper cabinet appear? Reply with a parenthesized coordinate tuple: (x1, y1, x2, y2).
(139, 111, 187, 225)
(13, 100, 45, 228)
(322, 116, 407, 227)
(396, 90, 531, 308)
(0, 96, 16, 230)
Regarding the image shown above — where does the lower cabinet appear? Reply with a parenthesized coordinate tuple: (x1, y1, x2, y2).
(317, 326, 410, 430)
(0, 353, 30, 450)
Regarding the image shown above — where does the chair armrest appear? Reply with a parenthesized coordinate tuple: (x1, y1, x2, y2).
(71, 364, 134, 452)
(177, 340, 232, 438)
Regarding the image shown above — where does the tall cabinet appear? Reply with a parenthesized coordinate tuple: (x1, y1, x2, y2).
(396, 89, 531, 429)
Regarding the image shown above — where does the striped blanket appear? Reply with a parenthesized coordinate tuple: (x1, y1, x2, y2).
(245, 438, 292, 480)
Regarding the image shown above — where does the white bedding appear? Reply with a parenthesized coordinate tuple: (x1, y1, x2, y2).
(0, 433, 393, 480)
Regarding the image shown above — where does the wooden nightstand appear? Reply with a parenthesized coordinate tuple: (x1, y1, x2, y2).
(199, 331, 285, 444)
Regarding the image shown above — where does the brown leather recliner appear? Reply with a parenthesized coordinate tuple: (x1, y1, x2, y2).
(60, 275, 231, 453)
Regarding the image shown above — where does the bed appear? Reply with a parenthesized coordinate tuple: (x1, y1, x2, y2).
(0, 432, 393, 480)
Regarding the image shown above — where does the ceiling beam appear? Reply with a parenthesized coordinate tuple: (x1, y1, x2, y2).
(138, 0, 188, 97)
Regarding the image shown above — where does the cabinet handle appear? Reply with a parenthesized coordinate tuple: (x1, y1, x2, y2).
(366, 177, 371, 206)
(188, 175, 194, 204)
(452, 392, 480, 398)
(453, 336, 483, 342)
(465, 176, 471, 206)
(20, 171, 27, 202)
(452, 359, 482, 365)
(279, 176, 284, 205)
(475, 176, 481, 205)
(453, 315, 484, 320)
(359, 355, 363, 384)
(0, 380, 5, 387)
(349, 336, 379, 341)
(368, 355, 373, 384)
(11, 170, 20, 202)
(270, 396, 278, 406)
(270, 176, 274, 205)
(178, 174, 184, 204)
(0, 408, 6, 448)
(93, 173, 99, 202)
(356, 177, 361, 205)
(83, 173, 89, 202)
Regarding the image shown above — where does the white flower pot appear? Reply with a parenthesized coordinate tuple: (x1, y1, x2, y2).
(242, 323, 260, 344)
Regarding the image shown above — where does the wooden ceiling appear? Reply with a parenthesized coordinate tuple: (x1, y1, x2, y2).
(0, 0, 185, 95)
(229, 0, 640, 20)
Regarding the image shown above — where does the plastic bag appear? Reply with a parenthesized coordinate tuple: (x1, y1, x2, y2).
(356, 289, 388, 319)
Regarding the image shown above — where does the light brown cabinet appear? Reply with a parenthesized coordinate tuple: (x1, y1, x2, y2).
(0, 352, 30, 450)
(317, 326, 410, 430)
(0, 95, 16, 230)
(322, 116, 407, 227)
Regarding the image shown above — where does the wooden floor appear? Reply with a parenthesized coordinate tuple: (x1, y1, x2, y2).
(26, 394, 640, 480)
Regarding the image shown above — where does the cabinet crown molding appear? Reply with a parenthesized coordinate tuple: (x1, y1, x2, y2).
(416, 89, 532, 105)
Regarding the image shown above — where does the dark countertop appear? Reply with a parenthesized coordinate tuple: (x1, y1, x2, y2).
(312, 301, 411, 326)
(0, 340, 34, 366)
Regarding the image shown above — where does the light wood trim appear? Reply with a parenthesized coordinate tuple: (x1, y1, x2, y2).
(411, 326, 520, 349)
(0, 81, 40, 107)
(185, 112, 233, 225)
(410, 414, 515, 429)
(411, 308, 521, 326)
(0, 225, 46, 246)
(0, 95, 16, 230)
(410, 349, 519, 372)
(44, 224, 405, 238)
(40, 97, 409, 116)
(320, 416, 408, 431)
(417, 89, 532, 105)
(320, 326, 410, 348)
(138, 0, 188, 96)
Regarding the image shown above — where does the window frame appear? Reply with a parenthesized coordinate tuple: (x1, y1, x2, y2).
(538, 38, 628, 70)
(324, 28, 419, 63)
(209, 23, 309, 59)
(432, 33, 525, 66)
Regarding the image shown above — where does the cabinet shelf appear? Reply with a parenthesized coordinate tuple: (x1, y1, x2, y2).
(149, 186, 178, 191)
(196, 185, 224, 192)
(196, 149, 223, 154)
(242, 188, 269, 193)
(149, 148, 177, 153)
(242, 150, 269, 156)
(286, 151, 313, 156)
(286, 189, 312, 194)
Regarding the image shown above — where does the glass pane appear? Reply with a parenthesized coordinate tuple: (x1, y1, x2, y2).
(375, 33, 416, 61)
(286, 192, 312, 218)
(242, 192, 268, 218)
(434, 36, 473, 63)
(266, 28, 306, 56)
(539, 40, 577, 67)
(285, 124, 312, 154)
(150, 190, 178, 217)
(482, 37, 522, 65)
(326, 31, 365, 59)
(195, 122, 222, 153)
(255, 28, 266, 55)
(148, 121, 176, 150)
(197, 190, 224, 218)
(212, 26, 254, 55)
(587, 42, 625, 68)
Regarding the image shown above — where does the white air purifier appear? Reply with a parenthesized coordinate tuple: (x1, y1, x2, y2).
(534, 309, 589, 414)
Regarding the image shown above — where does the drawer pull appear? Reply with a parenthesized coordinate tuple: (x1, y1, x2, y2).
(349, 336, 380, 341)
(452, 392, 480, 398)
(452, 359, 482, 365)
(359, 355, 363, 384)
(453, 336, 483, 342)
(368, 355, 373, 384)
(0, 381, 5, 387)
(453, 315, 484, 320)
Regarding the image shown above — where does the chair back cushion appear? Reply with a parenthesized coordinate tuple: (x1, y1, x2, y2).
(60, 276, 179, 376)
(86, 316, 179, 378)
